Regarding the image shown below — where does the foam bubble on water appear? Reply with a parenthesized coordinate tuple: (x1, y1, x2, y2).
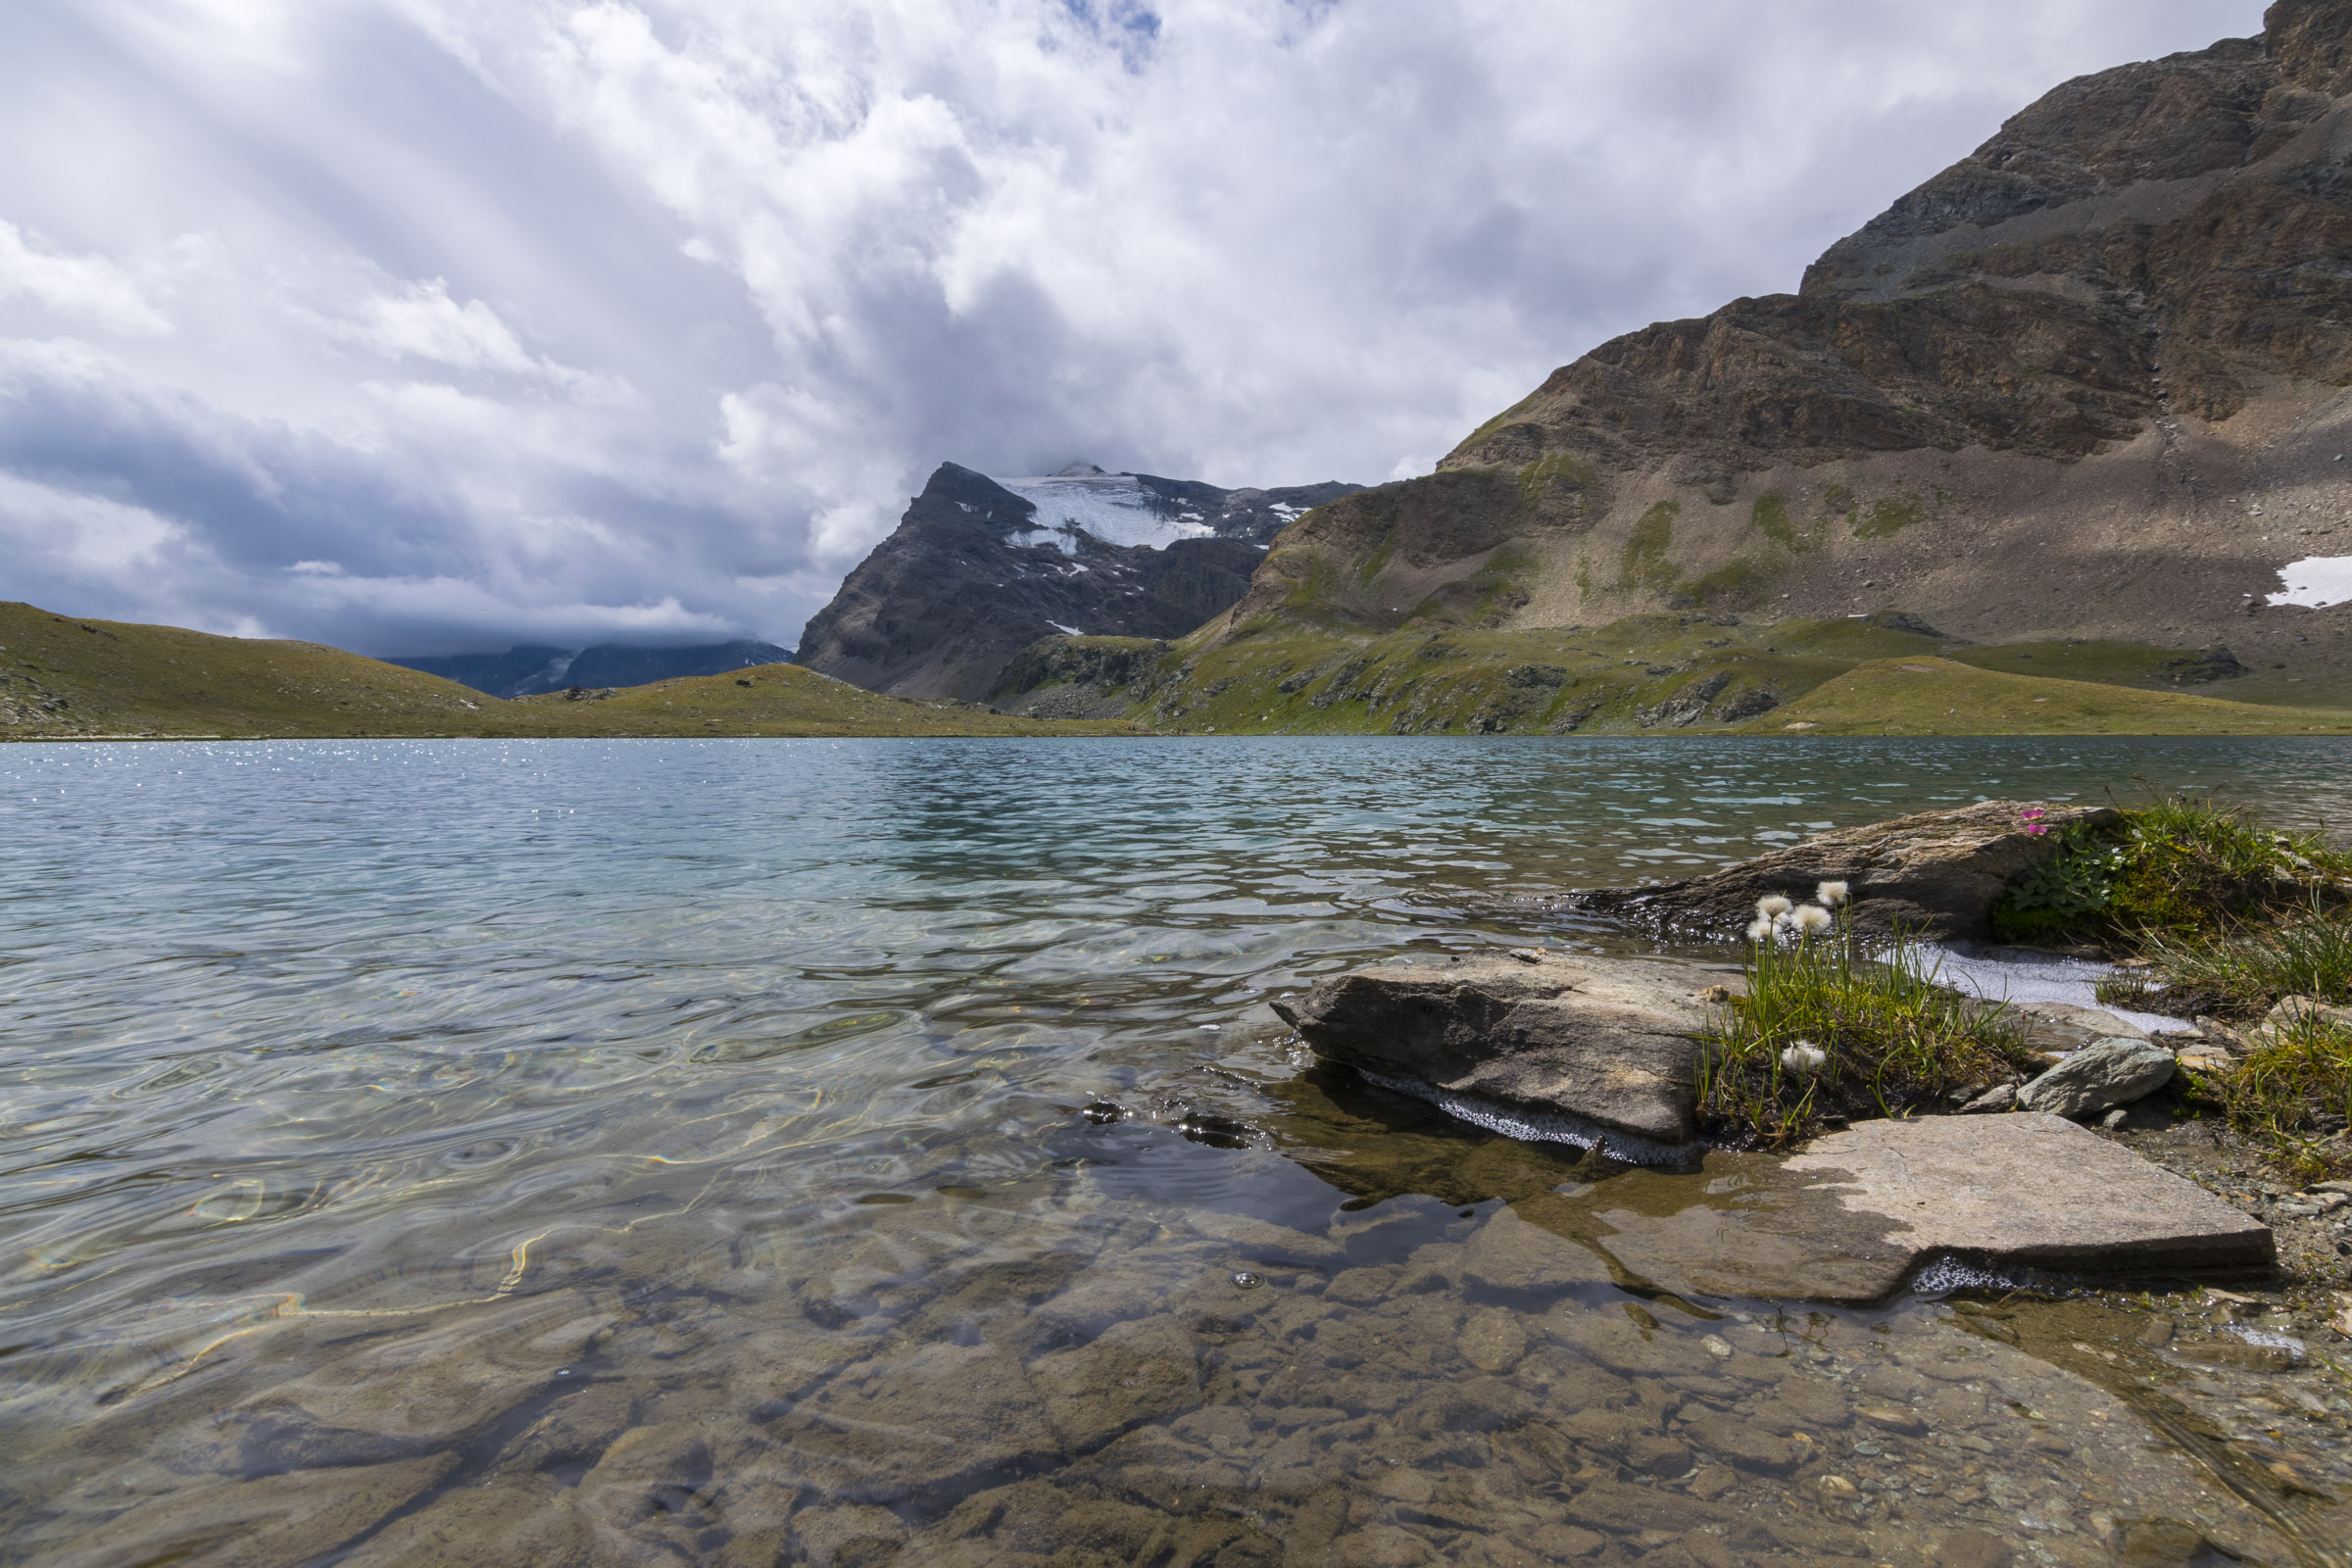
(2228, 1324, 2308, 1360)
(1925, 945, 2191, 1034)
(1357, 1069, 1695, 1166)
(1906, 1254, 2060, 1298)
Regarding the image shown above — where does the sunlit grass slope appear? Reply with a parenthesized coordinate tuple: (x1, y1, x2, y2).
(1742, 658, 2352, 735)
(0, 603, 1145, 739)
(1000, 612, 2352, 736)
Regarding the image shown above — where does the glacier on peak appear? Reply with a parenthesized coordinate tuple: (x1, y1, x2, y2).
(994, 469, 1220, 554)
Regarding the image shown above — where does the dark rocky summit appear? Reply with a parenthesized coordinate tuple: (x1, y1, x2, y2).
(1195, 0, 2352, 696)
(390, 639, 792, 698)
(796, 463, 1360, 702)
(1578, 799, 2115, 940)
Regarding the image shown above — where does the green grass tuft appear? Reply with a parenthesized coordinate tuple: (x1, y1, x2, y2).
(1997, 792, 2352, 948)
(2134, 905, 2352, 1020)
(1698, 920, 2032, 1148)
(2193, 1011, 2352, 1179)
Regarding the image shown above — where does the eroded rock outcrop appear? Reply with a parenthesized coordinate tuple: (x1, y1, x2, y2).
(1270, 949, 1729, 1152)
(1577, 799, 2115, 941)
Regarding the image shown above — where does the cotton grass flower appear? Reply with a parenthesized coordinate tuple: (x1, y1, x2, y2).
(1745, 917, 1775, 942)
(1816, 880, 1849, 907)
(1791, 904, 1833, 934)
(1781, 1040, 1827, 1074)
(1756, 895, 1792, 917)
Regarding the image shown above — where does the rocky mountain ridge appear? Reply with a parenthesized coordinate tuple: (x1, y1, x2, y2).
(1189, 0, 2352, 701)
(390, 640, 794, 699)
(794, 463, 1360, 701)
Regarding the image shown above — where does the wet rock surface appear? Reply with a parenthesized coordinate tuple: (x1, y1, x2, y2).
(1598, 1115, 2274, 1304)
(1575, 801, 2117, 941)
(1271, 950, 1725, 1150)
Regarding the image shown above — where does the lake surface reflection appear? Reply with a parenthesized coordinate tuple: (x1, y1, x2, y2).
(5, 736, 2350, 1566)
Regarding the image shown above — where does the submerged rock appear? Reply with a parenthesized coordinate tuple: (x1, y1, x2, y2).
(1575, 800, 2116, 941)
(1270, 950, 1726, 1152)
(1594, 1113, 2272, 1303)
(2017, 1036, 2177, 1119)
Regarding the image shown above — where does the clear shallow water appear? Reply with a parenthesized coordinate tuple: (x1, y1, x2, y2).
(5, 736, 2352, 1567)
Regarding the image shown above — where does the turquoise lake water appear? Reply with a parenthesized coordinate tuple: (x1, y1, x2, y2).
(5, 736, 2350, 1566)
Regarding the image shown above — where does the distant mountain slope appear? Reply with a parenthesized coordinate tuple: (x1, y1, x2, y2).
(0, 602, 1138, 739)
(1198, 0, 2352, 701)
(390, 639, 793, 698)
(794, 462, 1360, 700)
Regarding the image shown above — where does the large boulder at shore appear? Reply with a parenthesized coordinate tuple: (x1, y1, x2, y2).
(2017, 1036, 2178, 1119)
(1594, 1113, 2273, 1303)
(1574, 800, 2117, 941)
(1269, 950, 1727, 1154)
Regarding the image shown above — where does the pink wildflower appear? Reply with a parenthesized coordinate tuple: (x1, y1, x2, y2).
(2020, 806, 2049, 838)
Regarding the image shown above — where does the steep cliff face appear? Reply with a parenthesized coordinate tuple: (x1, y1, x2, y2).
(795, 463, 1359, 700)
(1204, 0, 2352, 694)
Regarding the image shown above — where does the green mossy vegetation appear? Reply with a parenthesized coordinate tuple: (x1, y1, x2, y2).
(1749, 491, 1815, 553)
(1516, 452, 1600, 510)
(1853, 493, 1928, 539)
(1994, 793, 2352, 948)
(1699, 919, 2033, 1148)
(2199, 1009, 2352, 1179)
(1988, 792, 2352, 1176)
(1618, 502, 1679, 591)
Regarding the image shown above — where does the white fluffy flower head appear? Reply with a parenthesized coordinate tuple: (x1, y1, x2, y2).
(1791, 904, 1833, 933)
(1756, 894, 1792, 917)
(1816, 880, 1849, 908)
(1745, 917, 1774, 942)
(1781, 1040, 1827, 1074)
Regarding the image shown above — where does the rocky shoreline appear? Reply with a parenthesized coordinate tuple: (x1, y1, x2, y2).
(1277, 800, 2352, 1306)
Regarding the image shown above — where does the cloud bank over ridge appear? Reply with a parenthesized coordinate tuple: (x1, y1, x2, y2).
(0, 0, 2265, 655)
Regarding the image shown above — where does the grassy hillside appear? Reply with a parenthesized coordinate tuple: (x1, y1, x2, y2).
(1741, 658, 2352, 736)
(0, 603, 1148, 740)
(992, 612, 2352, 736)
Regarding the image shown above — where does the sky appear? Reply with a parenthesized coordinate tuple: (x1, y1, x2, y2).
(0, 0, 2270, 657)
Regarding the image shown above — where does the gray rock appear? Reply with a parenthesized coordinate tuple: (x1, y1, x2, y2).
(2017, 1036, 2177, 1119)
(1270, 951, 1725, 1152)
(1576, 800, 2118, 941)
(1593, 1113, 2272, 1303)
(1958, 1083, 2017, 1114)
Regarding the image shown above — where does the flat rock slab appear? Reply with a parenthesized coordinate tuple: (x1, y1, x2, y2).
(1594, 1114, 2271, 1303)
(1270, 951, 1725, 1152)
(1576, 800, 2116, 941)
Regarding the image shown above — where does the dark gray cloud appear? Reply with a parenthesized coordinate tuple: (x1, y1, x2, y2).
(0, 0, 2268, 655)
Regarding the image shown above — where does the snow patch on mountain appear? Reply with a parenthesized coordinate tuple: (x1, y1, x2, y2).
(996, 471, 1220, 553)
(2268, 556, 2352, 609)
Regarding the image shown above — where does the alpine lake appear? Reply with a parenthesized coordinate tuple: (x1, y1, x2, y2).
(5, 736, 2351, 1568)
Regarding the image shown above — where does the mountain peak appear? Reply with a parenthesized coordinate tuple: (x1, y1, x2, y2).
(1053, 462, 1111, 477)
